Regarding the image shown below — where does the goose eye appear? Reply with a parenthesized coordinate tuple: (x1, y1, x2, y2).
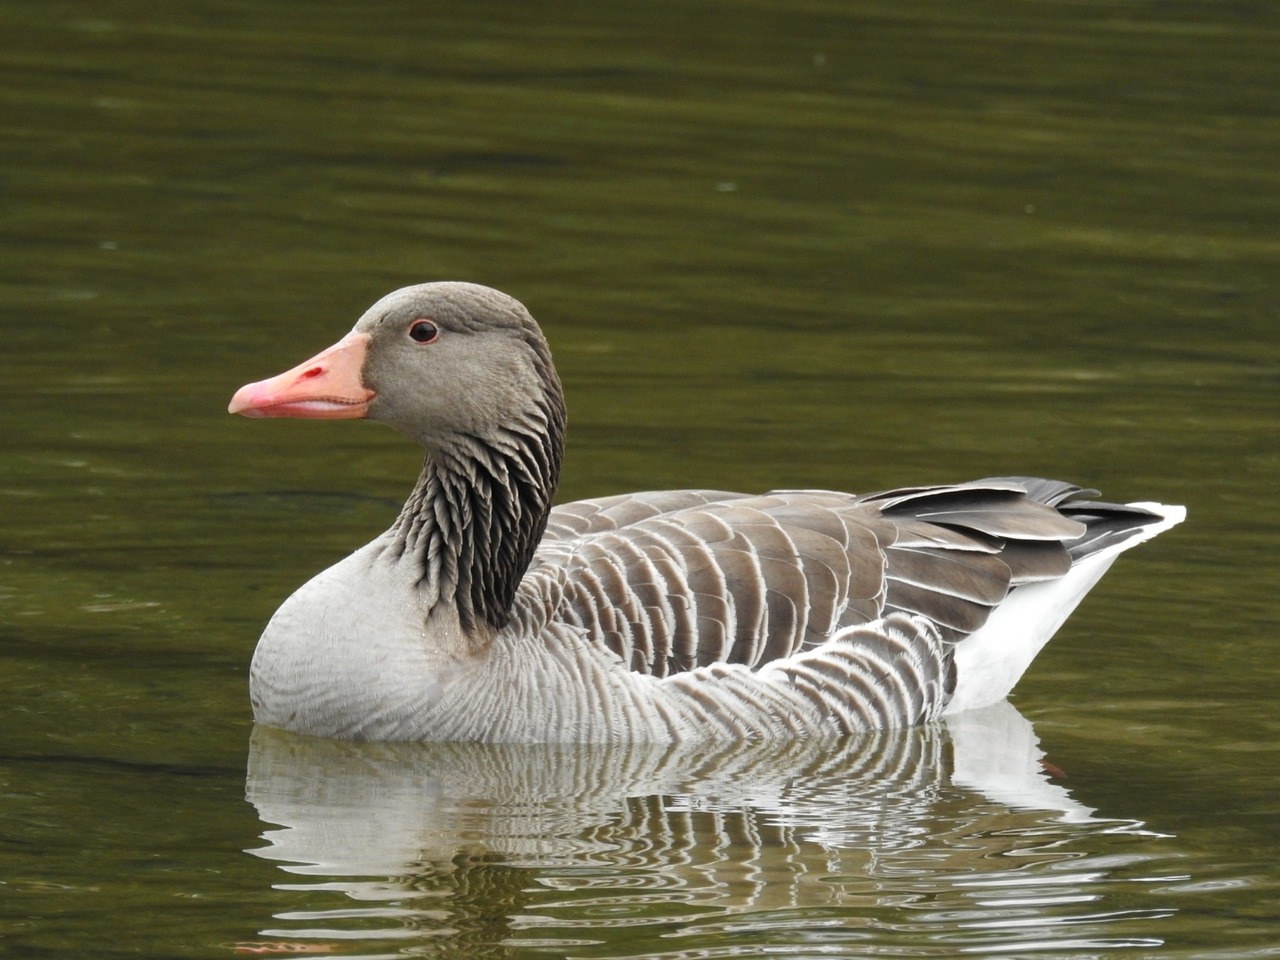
(408, 319, 439, 344)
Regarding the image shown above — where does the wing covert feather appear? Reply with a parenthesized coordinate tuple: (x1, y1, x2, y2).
(532, 479, 1109, 680)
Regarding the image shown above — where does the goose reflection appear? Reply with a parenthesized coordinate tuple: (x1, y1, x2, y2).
(242, 703, 1175, 956)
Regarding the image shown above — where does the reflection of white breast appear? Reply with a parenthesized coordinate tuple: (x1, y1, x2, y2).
(245, 702, 1094, 876)
(243, 702, 1164, 953)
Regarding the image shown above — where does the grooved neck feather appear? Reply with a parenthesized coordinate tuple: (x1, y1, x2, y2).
(389, 397, 566, 636)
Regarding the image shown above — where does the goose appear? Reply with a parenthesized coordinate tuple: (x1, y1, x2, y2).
(229, 282, 1184, 742)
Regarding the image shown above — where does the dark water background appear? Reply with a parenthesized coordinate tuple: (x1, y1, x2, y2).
(3, 1, 1278, 956)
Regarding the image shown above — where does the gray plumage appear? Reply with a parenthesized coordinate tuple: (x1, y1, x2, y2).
(231, 282, 1185, 742)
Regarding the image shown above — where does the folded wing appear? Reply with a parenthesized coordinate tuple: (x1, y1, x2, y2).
(530, 478, 1133, 681)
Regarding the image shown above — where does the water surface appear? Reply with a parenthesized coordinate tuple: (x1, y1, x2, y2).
(2, 1, 1278, 957)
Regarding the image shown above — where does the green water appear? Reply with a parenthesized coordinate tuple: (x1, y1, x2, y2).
(3, 1, 1278, 956)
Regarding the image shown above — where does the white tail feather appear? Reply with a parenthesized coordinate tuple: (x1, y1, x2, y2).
(945, 501, 1186, 715)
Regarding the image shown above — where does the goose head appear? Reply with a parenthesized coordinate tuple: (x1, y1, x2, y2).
(229, 282, 565, 460)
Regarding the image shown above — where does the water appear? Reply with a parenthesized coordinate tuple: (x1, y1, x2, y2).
(242, 710, 1189, 957)
(3, 0, 1279, 956)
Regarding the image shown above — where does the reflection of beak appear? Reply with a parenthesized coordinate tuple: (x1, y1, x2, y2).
(229, 333, 374, 419)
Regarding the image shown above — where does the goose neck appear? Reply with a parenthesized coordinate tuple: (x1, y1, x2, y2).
(390, 425, 562, 637)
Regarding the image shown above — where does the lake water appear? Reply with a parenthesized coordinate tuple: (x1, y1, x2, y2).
(3, 1, 1278, 957)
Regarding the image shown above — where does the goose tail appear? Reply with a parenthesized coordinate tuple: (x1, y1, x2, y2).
(945, 498, 1185, 716)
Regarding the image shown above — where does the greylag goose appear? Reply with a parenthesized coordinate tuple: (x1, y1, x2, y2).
(229, 282, 1184, 742)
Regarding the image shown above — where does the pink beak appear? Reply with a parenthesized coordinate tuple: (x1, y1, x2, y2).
(229, 332, 375, 419)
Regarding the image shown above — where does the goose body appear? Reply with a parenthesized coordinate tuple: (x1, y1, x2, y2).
(230, 282, 1184, 742)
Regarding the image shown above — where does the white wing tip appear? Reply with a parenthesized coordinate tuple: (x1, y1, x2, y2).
(1127, 501, 1187, 540)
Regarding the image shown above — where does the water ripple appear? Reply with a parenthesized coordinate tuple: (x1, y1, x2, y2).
(241, 704, 1206, 957)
